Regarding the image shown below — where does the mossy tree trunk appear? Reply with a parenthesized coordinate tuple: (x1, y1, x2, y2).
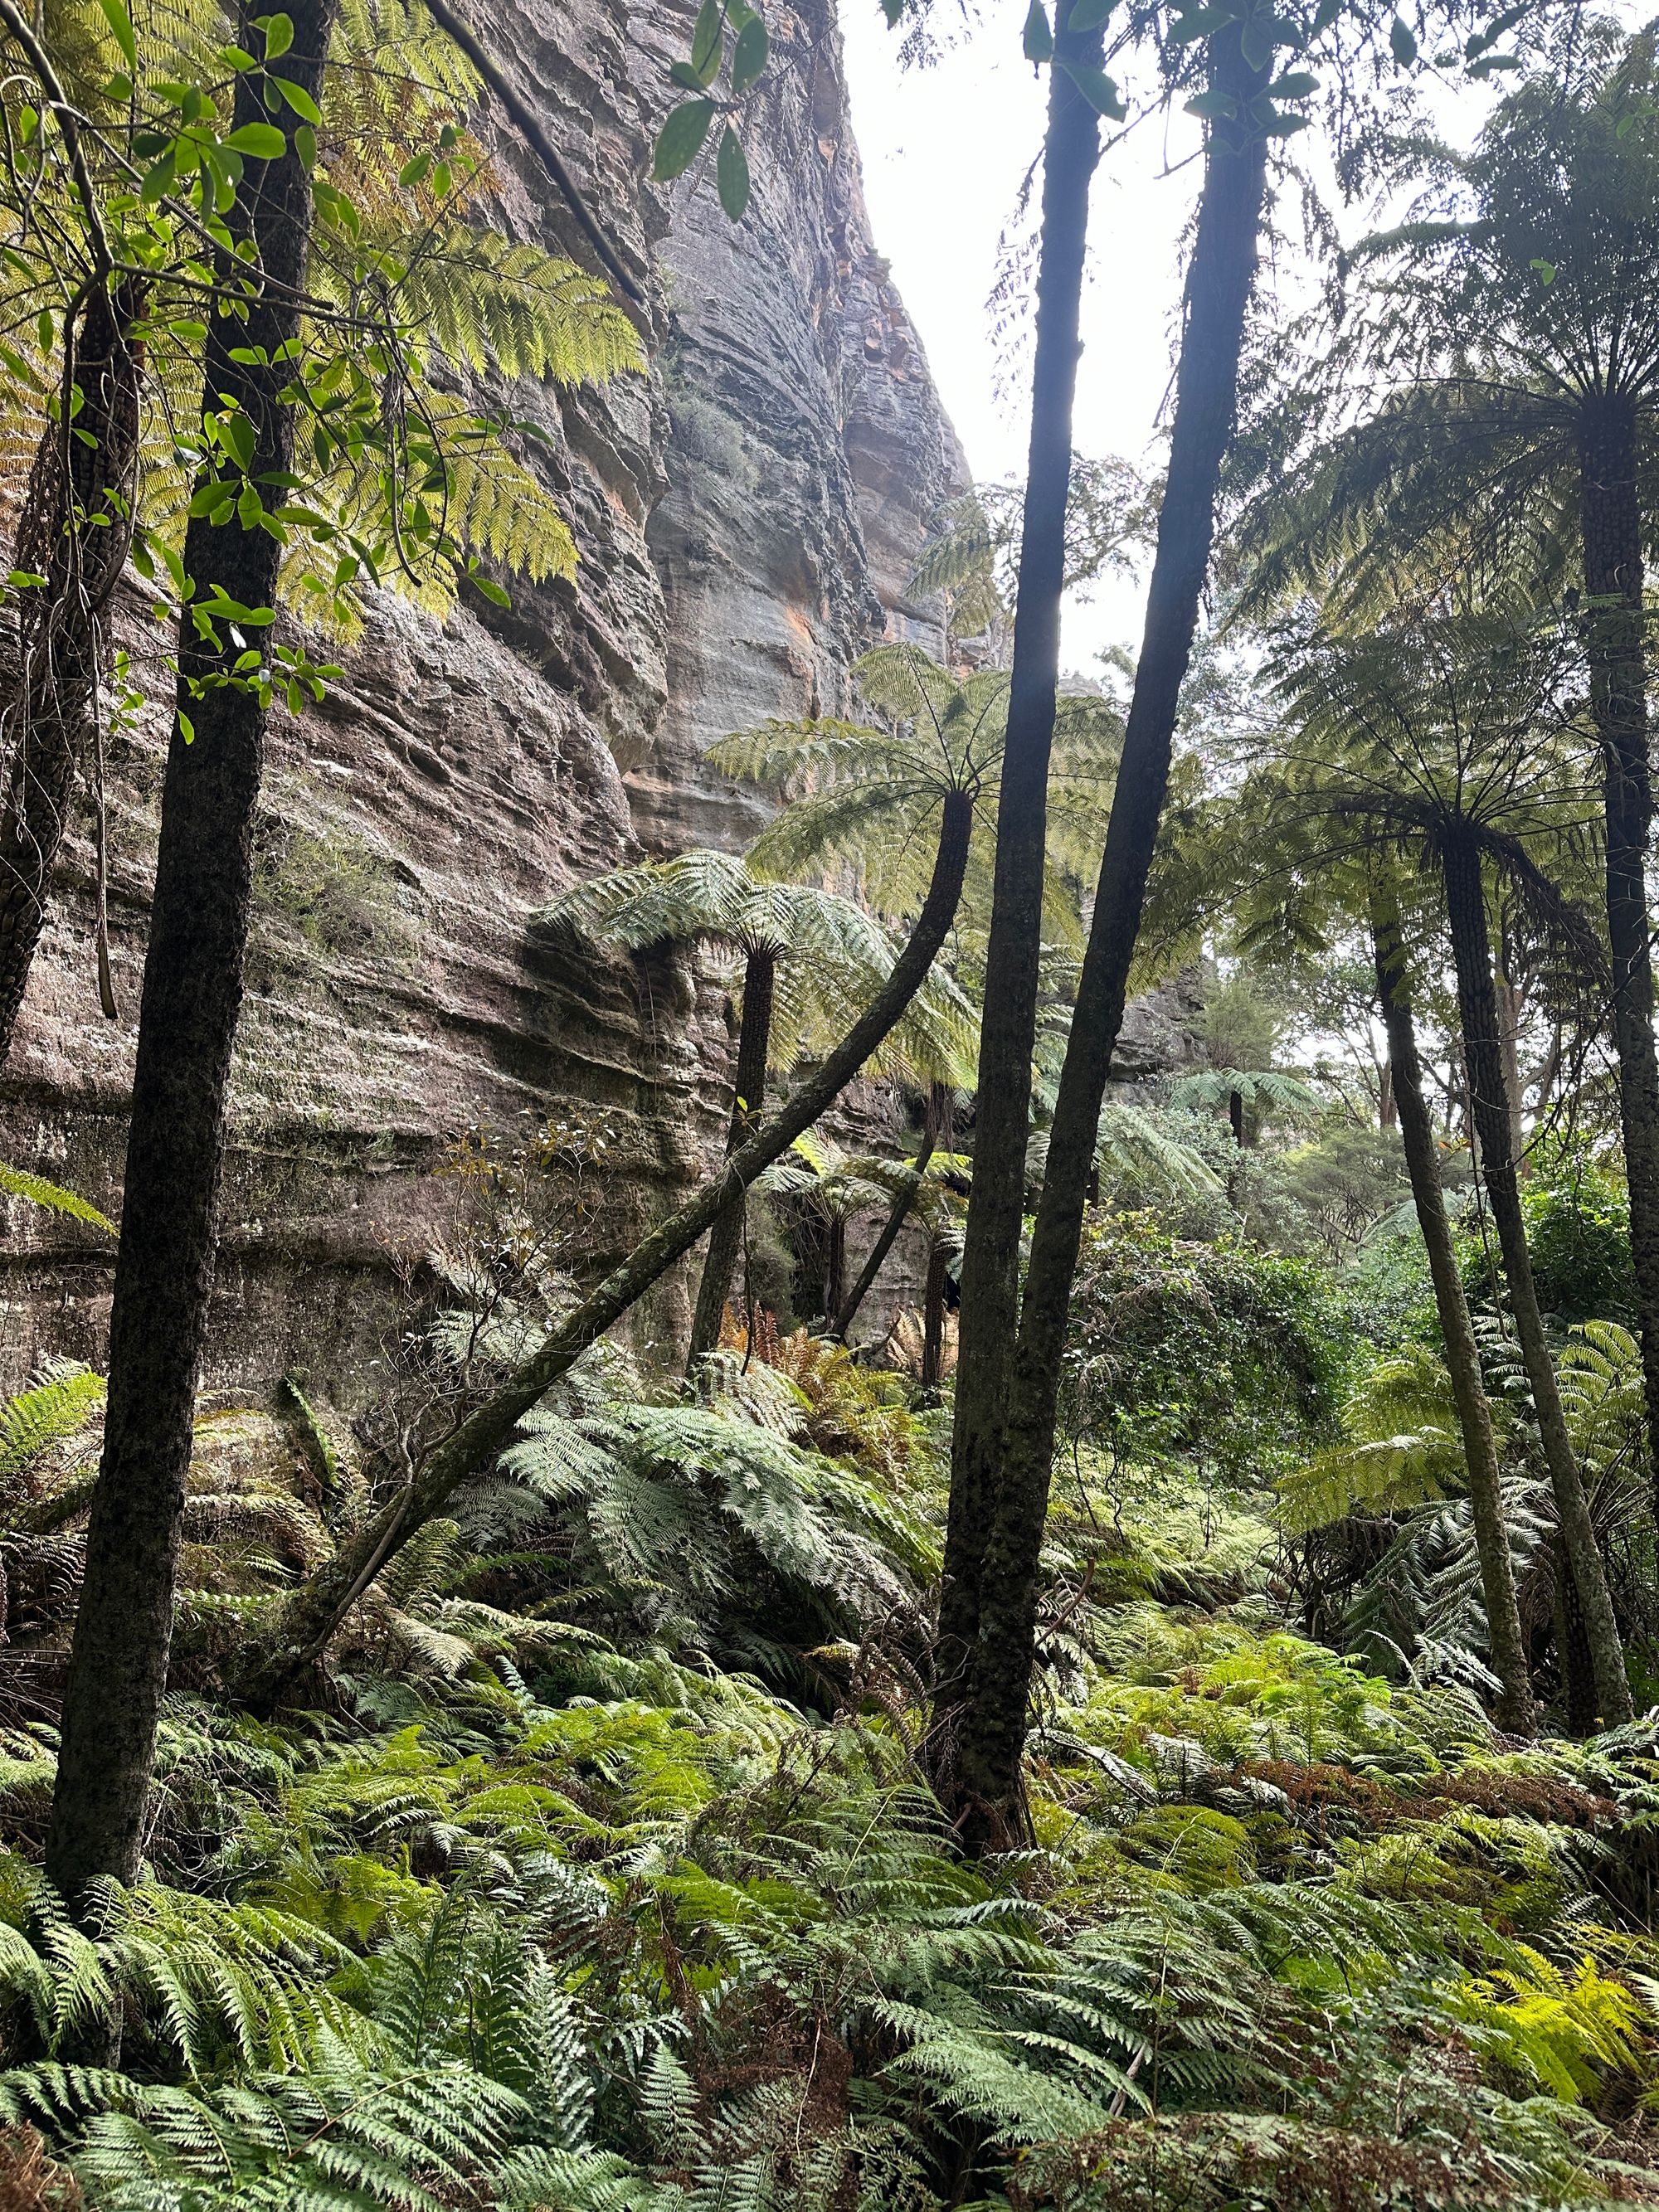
(1439, 827, 1631, 1728)
(937, 0, 1107, 1726)
(688, 946, 776, 1369)
(43, 0, 341, 1908)
(932, 25, 1272, 1847)
(1370, 874, 1534, 1735)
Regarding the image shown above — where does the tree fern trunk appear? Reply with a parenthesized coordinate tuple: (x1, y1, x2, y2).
(932, 26, 1272, 1848)
(1440, 827, 1630, 1728)
(42, 0, 341, 1907)
(922, 1239, 948, 1388)
(937, 0, 1107, 1723)
(237, 790, 973, 1708)
(834, 1083, 950, 1340)
(1578, 391, 1659, 1517)
(1370, 875, 1533, 1735)
(688, 948, 775, 1368)
(0, 284, 142, 1064)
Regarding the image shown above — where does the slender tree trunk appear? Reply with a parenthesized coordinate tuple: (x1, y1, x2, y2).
(835, 1083, 950, 1339)
(42, 2, 339, 1906)
(932, 29, 1272, 1845)
(1370, 878, 1533, 1735)
(1378, 1058, 1395, 1130)
(937, 0, 1107, 1714)
(922, 1240, 948, 1388)
(0, 284, 142, 1062)
(688, 948, 775, 1368)
(1496, 970, 1525, 1167)
(1440, 829, 1631, 1728)
(237, 790, 974, 1706)
(1553, 1539, 1598, 1738)
(1578, 392, 1659, 1510)
(824, 1213, 847, 1325)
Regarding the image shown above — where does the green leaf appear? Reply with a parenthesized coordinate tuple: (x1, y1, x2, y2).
(1530, 256, 1556, 284)
(1169, 2, 1233, 43)
(717, 122, 750, 216)
(1185, 87, 1238, 118)
(1023, 0, 1054, 62)
(398, 150, 432, 186)
(1389, 12, 1416, 63)
(1067, 0, 1115, 28)
(0, 1162, 116, 1234)
(1239, 12, 1276, 67)
(274, 75, 322, 124)
(218, 410, 257, 471)
(259, 11, 294, 56)
(731, 13, 768, 93)
(1061, 59, 1125, 114)
(669, 59, 708, 90)
(226, 120, 286, 156)
(652, 97, 715, 181)
(470, 571, 511, 607)
(95, 0, 136, 69)
(1270, 68, 1316, 95)
(690, 0, 724, 79)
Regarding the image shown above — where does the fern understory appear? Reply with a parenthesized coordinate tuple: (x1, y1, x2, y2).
(5, 1315, 1659, 2212)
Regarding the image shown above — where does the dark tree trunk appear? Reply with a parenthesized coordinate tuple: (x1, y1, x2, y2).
(1378, 1058, 1395, 1130)
(823, 1214, 847, 1325)
(1440, 828, 1631, 1728)
(937, 0, 1107, 1716)
(932, 27, 1272, 1846)
(835, 1083, 951, 1339)
(1554, 1539, 1598, 1738)
(237, 790, 974, 1706)
(42, 0, 339, 1907)
(1370, 878, 1533, 1734)
(0, 284, 142, 1062)
(1228, 1087, 1245, 1145)
(922, 1241, 948, 1388)
(1578, 391, 1659, 1510)
(688, 947, 776, 1368)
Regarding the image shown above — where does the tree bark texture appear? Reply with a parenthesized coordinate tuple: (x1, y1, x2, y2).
(1439, 828, 1632, 1728)
(1578, 391, 1659, 1516)
(0, 284, 142, 1062)
(43, 1, 339, 1905)
(834, 1085, 951, 1339)
(937, 0, 1107, 1709)
(236, 790, 975, 1707)
(687, 948, 776, 1368)
(932, 28, 1272, 1845)
(1370, 878, 1534, 1735)
(922, 1240, 948, 1389)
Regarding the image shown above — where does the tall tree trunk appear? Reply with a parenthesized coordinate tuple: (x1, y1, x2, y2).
(1440, 828, 1631, 1728)
(0, 284, 142, 1062)
(1378, 1058, 1395, 1130)
(1578, 391, 1659, 1509)
(238, 790, 974, 1706)
(42, 1, 339, 1907)
(1496, 969, 1525, 1167)
(922, 1240, 948, 1388)
(932, 27, 1272, 1845)
(688, 948, 776, 1368)
(1370, 877, 1533, 1735)
(937, 0, 1107, 1717)
(835, 1082, 951, 1339)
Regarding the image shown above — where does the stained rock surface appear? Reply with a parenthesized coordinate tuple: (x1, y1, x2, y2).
(0, 0, 968, 1392)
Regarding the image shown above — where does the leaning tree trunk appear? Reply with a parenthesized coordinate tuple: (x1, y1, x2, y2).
(1578, 391, 1659, 1513)
(933, 25, 1272, 1847)
(1370, 876, 1533, 1735)
(836, 1081, 951, 1339)
(687, 946, 776, 1369)
(0, 283, 142, 1062)
(236, 790, 973, 1708)
(1440, 828, 1631, 1728)
(42, 0, 340, 1908)
(936, 0, 1107, 1719)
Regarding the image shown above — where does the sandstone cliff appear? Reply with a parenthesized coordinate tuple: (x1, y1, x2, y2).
(0, 0, 967, 1392)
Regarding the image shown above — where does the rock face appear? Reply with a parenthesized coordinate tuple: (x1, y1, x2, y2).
(0, 0, 968, 1393)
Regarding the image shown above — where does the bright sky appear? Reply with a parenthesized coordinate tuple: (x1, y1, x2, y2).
(839, 0, 1209, 672)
